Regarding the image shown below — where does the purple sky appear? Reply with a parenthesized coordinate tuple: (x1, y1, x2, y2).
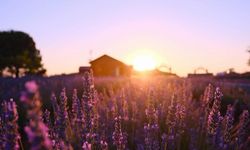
(1, 1, 250, 76)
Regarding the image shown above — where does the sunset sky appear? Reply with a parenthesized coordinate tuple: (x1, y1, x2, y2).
(1, 1, 250, 76)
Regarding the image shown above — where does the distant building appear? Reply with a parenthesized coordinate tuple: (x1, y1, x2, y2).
(188, 67, 213, 78)
(133, 69, 178, 77)
(188, 73, 213, 78)
(79, 66, 91, 73)
(153, 69, 178, 77)
(83, 54, 132, 77)
(216, 68, 250, 79)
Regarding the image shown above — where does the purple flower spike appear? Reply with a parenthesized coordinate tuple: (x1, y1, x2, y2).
(2, 99, 20, 150)
(21, 81, 52, 150)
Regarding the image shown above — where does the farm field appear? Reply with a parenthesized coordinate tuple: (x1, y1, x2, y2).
(2, 1, 250, 150)
(0, 73, 249, 150)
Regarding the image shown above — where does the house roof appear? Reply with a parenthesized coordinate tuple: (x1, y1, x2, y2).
(89, 54, 128, 66)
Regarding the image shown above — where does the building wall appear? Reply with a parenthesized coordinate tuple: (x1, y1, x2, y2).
(90, 56, 131, 77)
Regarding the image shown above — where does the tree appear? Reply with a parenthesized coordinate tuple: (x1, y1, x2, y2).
(0, 30, 46, 77)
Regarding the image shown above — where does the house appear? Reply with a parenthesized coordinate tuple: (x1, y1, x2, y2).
(81, 54, 132, 77)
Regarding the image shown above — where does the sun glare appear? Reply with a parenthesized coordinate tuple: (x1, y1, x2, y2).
(133, 55, 157, 71)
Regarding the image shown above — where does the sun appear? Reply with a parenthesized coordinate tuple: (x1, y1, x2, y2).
(133, 55, 157, 71)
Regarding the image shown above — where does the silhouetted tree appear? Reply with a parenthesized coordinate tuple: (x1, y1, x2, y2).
(0, 30, 46, 77)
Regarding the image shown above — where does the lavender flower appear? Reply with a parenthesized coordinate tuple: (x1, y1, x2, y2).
(82, 141, 91, 150)
(201, 84, 215, 132)
(165, 94, 178, 150)
(90, 109, 101, 149)
(49, 93, 63, 149)
(43, 109, 52, 134)
(21, 81, 52, 150)
(207, 87, 223, 148)
(222, 105, 234, 148)
(71, 89, 84, 141)
(50, 89, 73, 150)
(112, 116, 127, 150)
(2, 99, 20, 150)
(144, 90, 160, 150)
(55, 88, 70, 143)
(82, 71, 95, 136)
(0, 116, 4, 149)
(81, 71, 99, 148)
(203, 84, 214, 109)
(51, 93, 59, 119)
(121, 90, 129, 122)
(100, 133, 108, 150)
(235, 110, 249, 148)
(167, 94, 177, 132)
(176, 104, 186, 134)
(207, 87, 223, 136)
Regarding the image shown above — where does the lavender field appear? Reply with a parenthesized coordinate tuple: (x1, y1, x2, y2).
(0, 73, 249, 150)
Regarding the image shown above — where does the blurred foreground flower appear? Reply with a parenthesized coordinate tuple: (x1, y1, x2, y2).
(21, 81, 52, 150)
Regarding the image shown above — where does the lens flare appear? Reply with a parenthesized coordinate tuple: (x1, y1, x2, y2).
(133, 55, 157, 71)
